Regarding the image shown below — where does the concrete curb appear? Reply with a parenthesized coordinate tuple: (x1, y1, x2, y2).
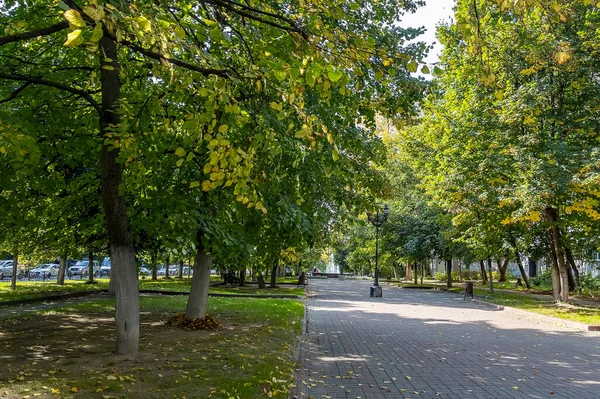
(471, 298, 504, 310)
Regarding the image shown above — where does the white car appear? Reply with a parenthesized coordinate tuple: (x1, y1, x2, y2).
(68, 260, 100, 277)
(29, 263, 60, 278)
(0, 260, 13, 280)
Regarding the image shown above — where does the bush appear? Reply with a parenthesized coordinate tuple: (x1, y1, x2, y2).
(434, 272, 462, 282)
(530, 268, 553, 287)
(579, 272, 600, 292)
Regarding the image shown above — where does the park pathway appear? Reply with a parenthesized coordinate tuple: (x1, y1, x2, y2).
(295, 278, 600, 399)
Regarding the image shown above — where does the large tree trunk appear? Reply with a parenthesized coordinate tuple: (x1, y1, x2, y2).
(509, 234, 530, 289)
(88, 251, 94, 283)
(564, 247, 581, 291)
(566, 262, 575, 292)
(270, 264, 278, 288)
(545, 207, 569, 302)
(479, 260, 487, 284)
(185, 231, 213, 319)
(487, 256, 494, 294)
(99, 35, 139, 356)
(498, 256, 509, 283)
(57, 251, 67, 285)
(10, 254, 18, 290)
(446, 258, 452, 288)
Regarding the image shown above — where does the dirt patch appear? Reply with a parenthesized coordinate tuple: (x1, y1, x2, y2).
(0, 298, 302, 398)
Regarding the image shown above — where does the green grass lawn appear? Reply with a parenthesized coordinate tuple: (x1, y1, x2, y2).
(471, 289, 600, 326)
(0, 295, 304, 398)
(394, 280, 600, 326)
(1, 277, 304, 302)
(0, 280, 109, 301)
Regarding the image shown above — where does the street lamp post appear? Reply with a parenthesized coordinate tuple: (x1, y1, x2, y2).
(367, 204, 389, 297)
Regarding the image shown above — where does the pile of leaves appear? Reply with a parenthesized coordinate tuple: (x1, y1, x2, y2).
(166, 312, 221, 330)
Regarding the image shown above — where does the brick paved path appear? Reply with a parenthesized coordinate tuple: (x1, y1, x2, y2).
(295, 278, 600, 399)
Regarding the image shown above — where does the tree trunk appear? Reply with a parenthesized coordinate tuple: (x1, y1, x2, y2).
(88, 251, 94, 283)
(392, 262, 398, 280)
(564, 247, 581, 291)
(188, 257, 192, 279)
(479, 260, 487, 284)
(99, 35, 139, 356)
(446, 258, 452, 288)
(257, 273, 266, 289)
(498, 257, 509, 283)
(487, 256, 494, 294)
(10, 254, 18, 290)
(185, 232, 213, 319)
(509, 234, 531, 289)
(57, 251, 67, 285)
(420, 261, 424, 284)
(178, 259, 184, 279)
(528, 258, 537, 278)
(547, 231, 561, 301)
(151, 254, 157, 281)
(406, 263, 412, 281)
(165, 255, 170, 279)
(414, 263, 418, 284)
(270, 264, 278, 288)
(545, 207, 569, 302)
(566, 261, 575, 292)
(239, 268, 246, 286)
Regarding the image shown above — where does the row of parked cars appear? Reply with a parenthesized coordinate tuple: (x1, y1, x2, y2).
(0, 258, 111, 280)
(0, 258, 197, 281)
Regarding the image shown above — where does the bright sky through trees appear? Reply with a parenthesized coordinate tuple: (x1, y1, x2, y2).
(409, 0, 455, 64)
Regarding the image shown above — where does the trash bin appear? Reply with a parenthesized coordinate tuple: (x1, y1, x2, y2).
(464, 281, 474, 300)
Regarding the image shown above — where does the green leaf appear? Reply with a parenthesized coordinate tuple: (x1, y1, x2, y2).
(190, 181, 201, 188)
(175, 147, 186, 157)
(420, 65, 430, 74)
(90, 23, 103, 43)
(327, 66, 344, 82)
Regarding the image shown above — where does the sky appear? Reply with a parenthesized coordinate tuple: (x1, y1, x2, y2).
(404, 0, 456, 64)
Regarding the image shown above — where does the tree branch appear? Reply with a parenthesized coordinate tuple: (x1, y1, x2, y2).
(209, 0, 308, 39)
(0, 73, 101, 114)
(0, 82, 31, 104)
(104, 31, 230, 77)
(0, 22, 70, 47)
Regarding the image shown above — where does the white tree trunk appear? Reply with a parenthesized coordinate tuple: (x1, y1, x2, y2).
(185, 249, 212, 319)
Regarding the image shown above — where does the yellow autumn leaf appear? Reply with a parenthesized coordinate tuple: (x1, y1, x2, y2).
(83, 5, 105, 21)
(71, 387, 79, 393)
(64, 29, 84, 47)
(64, 9, 85, 27)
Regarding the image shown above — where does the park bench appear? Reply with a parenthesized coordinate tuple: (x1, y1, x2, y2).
(222, 273, 239, 285)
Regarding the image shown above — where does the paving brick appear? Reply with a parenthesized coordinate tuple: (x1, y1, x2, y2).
(293, 279, 600, 398)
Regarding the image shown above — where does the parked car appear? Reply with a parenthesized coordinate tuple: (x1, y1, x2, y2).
(67, 260, 100, 278)
(139, 266, 150, 276)
(29, 263, 60, 278)
(0, 260, 13, 280)
(100, 257, 111, 277)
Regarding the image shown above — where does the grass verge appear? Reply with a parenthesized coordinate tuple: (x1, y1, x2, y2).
(1, 278, 304, 303)
(0, 295, 304, 398)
